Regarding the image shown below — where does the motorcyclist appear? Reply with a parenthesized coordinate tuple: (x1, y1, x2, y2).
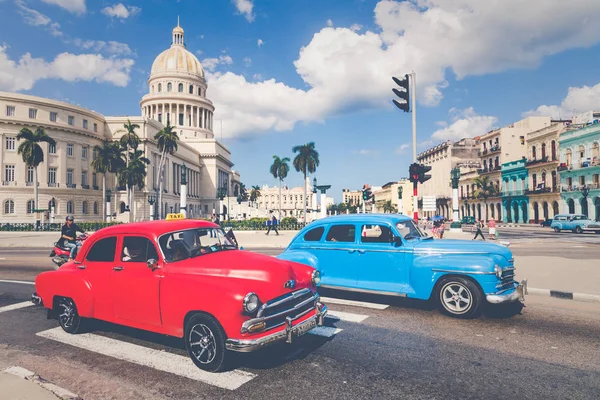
(60, 215, 86, 261)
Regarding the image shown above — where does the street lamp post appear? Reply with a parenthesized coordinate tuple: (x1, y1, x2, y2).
(450, 167, 462, 231)
(105, 189, 112, 222)
(312, 177, 331, 219)
(49, 197, 56, 223)
(147, 194, 155, 220)
(397, 186, 403, 215)
(153, 187, 159, 220)
(581, 185, 590, 217)
(180, 163, 187, 217)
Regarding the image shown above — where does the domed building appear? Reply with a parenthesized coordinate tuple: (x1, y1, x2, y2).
(0, 22, 244, 223)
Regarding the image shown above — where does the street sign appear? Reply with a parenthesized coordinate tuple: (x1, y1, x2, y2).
(422, 196, 436, 212)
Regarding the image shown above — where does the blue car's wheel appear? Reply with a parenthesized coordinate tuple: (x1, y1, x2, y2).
(553, 227, 560, 233)
(437, 277, 483, 319)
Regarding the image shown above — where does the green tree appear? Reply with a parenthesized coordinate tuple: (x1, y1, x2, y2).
(473, 175, 498, 220)
(154, 123, 179, 218)
(118, 149, 150, 221)
(292, 142, 320, 224)
(249, 185, 261, 207)
(237, 183, 249, 202)
(270, 155, 290, 219)
(116, 119, 141, 221)
(16, 127, 56, 215)
(382, 200, 398, 213)
(92, 141, 125, 220)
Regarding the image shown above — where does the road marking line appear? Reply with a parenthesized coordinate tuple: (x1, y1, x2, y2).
(0, 301, 34, 314)
(36, 328, 256, 391)
(320, 297, 389, 310)
(326, 310, 369, 323)
(309, 326, 343, 338)
(0, 279, 34, 285)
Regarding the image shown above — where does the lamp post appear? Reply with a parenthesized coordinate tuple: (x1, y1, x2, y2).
(312, 177, 331, 219)
(153, 186, 159, 220)
(180, 163, 187, 217)
(581, 185, 590, 217)
(147, 194, 155, 220)
(450, 167, 462, 230)
(105, 189, 112, 222)
(397, 185, 404, 215)
(49, 197, 56, 223)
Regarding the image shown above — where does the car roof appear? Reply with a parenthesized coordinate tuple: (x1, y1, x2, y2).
(305, 213, 413, 228)
(96, 219, 219, 237)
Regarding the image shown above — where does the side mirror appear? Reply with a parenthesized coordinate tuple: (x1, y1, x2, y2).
(392, 236, 402, 247)
(147, 258, 159, 270)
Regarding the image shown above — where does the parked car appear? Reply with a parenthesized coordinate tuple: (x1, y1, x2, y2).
(32, 219, 327, 372)
(278, 214, 526, 319)
(540, 218, 553, 227)
(461, 216, 476, 225)
(550, 214, 600, 233)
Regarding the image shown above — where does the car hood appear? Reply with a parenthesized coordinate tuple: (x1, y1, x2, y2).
(412, 239, 513, 261)
(172, 250, 314, 301)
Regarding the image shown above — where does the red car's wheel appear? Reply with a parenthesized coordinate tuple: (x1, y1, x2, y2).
(55, 297, 83, 334)
(185, 313, 228, 372)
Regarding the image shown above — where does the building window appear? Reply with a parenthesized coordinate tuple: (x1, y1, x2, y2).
(158, 113, 162, 123)
(158, 83, 162, 92)
(4, 165, 15, 182)
(27, 199, 35, 214)
(178, 83, 183, 92)
(83, 119, 88, 129)
(49, 143, 56, 154)
(27, 166, 34, 183)
(82, 171, 87, 186)
(29, 108, 37, 119)
(567, 177, 572, 187)
(198, 87, 201, 96)
(82, 146, 88, 159)
(67, 144, 74, 156)
(50, 112, 57, 122)
(6, 106, 15, 116)
(532, 146, 537, 160)
(167, 83, 172, 92)
(48, 168, 57, 185)
(82, 201, 88, 214)
(67, 201, 74, 214)
(92, 173, 97, 187)
(4, 200, 14, 214)
(580, 176, 585, 185)
(6, 137, 15, 151)
(189, 84, 193, 94)
(93, 201, 98, 215)
(93, 123, 98, 133)
(68, 116, 74, 125)
(532, 174, 537, 189)
(67, 169, 74, 185)
(179, 113, 184, 126)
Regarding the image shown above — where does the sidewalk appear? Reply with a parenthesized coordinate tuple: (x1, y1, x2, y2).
(0, 367, 80, 400)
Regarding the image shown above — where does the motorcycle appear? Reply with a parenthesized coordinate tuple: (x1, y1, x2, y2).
(50, 234, 89, 269)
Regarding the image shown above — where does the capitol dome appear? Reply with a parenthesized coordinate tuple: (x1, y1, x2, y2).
(150, 21, 204, 78)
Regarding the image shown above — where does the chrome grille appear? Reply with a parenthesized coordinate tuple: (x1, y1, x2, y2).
(497, 268, 516, 290)
(257, 288, 317, 329)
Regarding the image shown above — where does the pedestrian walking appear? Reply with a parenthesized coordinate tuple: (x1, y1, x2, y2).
(488, 218, 497, 240)
(265, 215, 279, 235)
(439, 220, 445, 239)
(473, 219, 485, 241)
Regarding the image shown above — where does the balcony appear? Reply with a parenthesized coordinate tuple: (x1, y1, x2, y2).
(489, 145, 501, 154)
(26, 181, 34, 186)
(82, 184, 90, 189)
(66, 183, 77, 189)
(478, 149, 489, 156)
(93, 185, 99, 190)
(526, 156, 553, 166)
(526, 187, 552, 195)
(2, 181, 16, 186)
(562, 184, 600, 192)
(502, 189, 527, 197)
(477, 165, 501, 174)
(47, 182, 59, 188)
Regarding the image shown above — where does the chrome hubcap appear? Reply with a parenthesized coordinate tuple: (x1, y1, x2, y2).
(188, 324, 217, 364)
(442, 283, 472, 314)
(58, 300, 76, 328)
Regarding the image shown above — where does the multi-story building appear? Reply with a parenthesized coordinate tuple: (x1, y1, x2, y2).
(417, 138, 479, 219)
(372, 179, 414, 216)
(501, 159, 529, 223)
(524, 122, 568, 222)
(558, 120, 600, 220)
(0, 22, 240, 222)
(255, 179, 316, 219)
(341, 189, 362, 207)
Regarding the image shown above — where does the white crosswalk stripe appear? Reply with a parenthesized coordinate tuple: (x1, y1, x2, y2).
(309, 326, 343, 338)
(0, 301, 34, 314)
(320, 297, 389, 310)
(326, 310, 369, 323)
(36, 328, 256, 390)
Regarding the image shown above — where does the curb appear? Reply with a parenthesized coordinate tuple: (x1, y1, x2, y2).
(528, 288, 600, 304)
(3, 366, 81, 400)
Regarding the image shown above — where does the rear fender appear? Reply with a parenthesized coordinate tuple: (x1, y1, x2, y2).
(36, 270, 94, 317)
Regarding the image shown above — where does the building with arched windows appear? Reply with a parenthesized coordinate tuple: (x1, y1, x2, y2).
(0, 22, 241, 223)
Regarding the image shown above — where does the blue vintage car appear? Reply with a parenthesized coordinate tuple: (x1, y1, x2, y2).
(550, 214, 600, 234)
(277, 214, 526, 318)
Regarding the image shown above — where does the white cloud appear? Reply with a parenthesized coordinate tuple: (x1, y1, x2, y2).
(71, 39, 133, 56)
(257, 38, 264, 48)
(243, 57, 252, 67)
(207, 0, 600, 138)
(232, 0, 254, 22)
(101, 3, 141, 19)
(16, 0, 63, 37)
(395, 143, 410, 154)
(252, 73, 262, 81)
(40, 0, 86, 14)
(353, 149, 379, 156)
(430, 107, 498, 143)
(524, 82, 600, 119)
(326, 19, 333, 27)
(349, 24, 362, 32)
(201, 55, 233, 72)
(0, 46, 134, 91)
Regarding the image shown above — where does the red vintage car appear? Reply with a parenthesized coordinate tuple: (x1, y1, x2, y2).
(32, 219, 327, 372)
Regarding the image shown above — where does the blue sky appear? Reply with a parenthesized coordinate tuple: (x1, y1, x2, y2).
(2, 0, 600, 202)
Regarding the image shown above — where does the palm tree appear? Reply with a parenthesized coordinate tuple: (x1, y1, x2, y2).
(118, 149, 150, 221)
(249, 185, 261, 207)
(16, 127, 56, 215)
(292, 142, 320, 224)
(154, 124, 179, 219)
(269, 155, 290, 220)
(238, 183, 249, 202)
(382, 200, 398, 213)
(116, 119, 141, 217)
(92, 141, 124, 220)
(473, 175, 498, 221)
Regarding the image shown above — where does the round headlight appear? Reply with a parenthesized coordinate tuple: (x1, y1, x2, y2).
(311, 270, 321, 286)
(243, 292, 259, 314)
(494, 264, 503, 279)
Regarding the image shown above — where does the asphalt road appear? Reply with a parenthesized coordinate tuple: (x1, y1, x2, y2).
(0, 280, 599, 400)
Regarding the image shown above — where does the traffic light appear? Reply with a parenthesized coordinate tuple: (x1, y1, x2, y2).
(366, 187, 372, 200)
(419, 164, 432, 183)
(409, 163, 420, 183)
(362, 185, 373, 201)
(392, 74, 410, 113)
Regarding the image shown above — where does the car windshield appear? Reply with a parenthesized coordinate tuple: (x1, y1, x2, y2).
(158, 228, 237, 262)
(395, 220, 426, 240)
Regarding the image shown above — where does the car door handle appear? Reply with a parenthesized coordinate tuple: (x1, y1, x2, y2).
(357, 249, 365, 254)
(348, 249, 356, 253)
(76, 264, 86, 270)
(113, 266, 124, 271)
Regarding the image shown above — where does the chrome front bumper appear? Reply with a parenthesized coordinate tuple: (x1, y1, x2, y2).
(226, 302, 328, 353)
(31, 293, 42, 305)
(486, 279, 527, 304)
